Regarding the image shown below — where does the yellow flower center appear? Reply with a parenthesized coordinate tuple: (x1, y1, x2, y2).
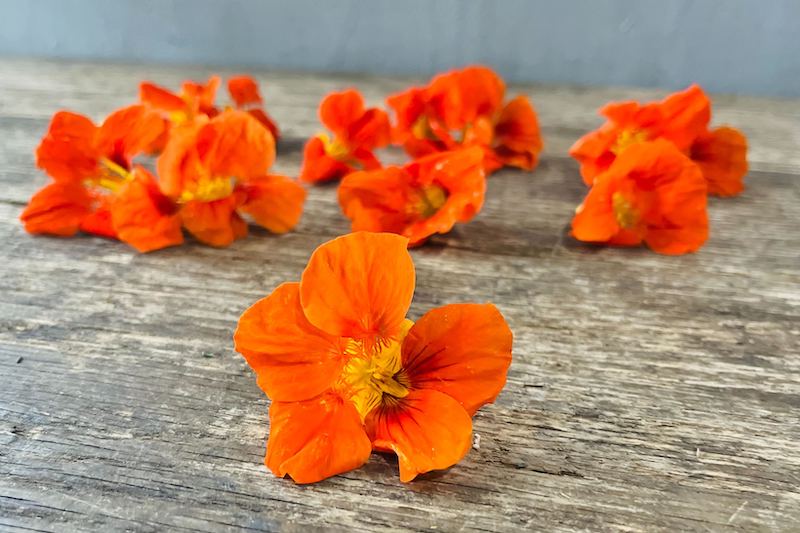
(169, 110, 189, 125)
(411, 184, 448, 219)
(411, 115, 437, 141)
(179, 176, 234, 203)
(337, 319, 413, 419)
(94, 157, 132, 191)
(611, 129, 648, 155)
(319, 133, 351, 161)
(612, 192, 639, 229)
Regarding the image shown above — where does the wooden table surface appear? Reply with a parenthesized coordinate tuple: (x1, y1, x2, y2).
(1, 59, 798, 533)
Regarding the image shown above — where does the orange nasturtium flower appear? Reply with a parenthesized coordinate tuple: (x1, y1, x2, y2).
(571, 139, 709, 255)
(234, 232, 513, 483)
(387, 65, 543, 174)
(20, 105, 178, 249)
(338, 147, 486, 246)
(299, 89, 390, 183)
(157, 109, 305, 247)
(570, 84, 748, 196)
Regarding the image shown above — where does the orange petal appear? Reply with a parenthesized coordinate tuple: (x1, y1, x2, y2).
(320, 89, 366, 138)
(139, 82, 186, 112)
(347, 108, 391, 150)
(299, 136, 354, 184)
(386, 87, 427, 144)
(246, 108, 281, 141)
(79, 196, 116, 238)
(20, 181, 92, 236)
(156, 120, 204, 198)
(570, 175, 621, 243)
(454, 65, 506, 126)
(568, 126, 620, 185)
(657, 84, 711, 150)
(691, 126, 748, 197)
(35, 111, 98, 183)
(239, 175, 307, 234)
(338, 166, 415, 235)
(111, 167, 183, 253)
(267, 392, 371, 484)
(180, 195, 246, 247)
(198, 110, 276, 181)
(300, 232, 415, 342)
(182, 76, 220, 116)
(643, 165, 708, 255)
(234, 282, 345, 402)
(493, 95, 543, 171)
(401, 303, 513, 415)
(227, 75, 263, 107)
(366, 389, 472, 482)
(95, 105, 166, 167)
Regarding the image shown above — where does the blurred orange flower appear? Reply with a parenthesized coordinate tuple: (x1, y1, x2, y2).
(387, 65, 542, 173)
(300, 89, 390, 183)
(338, 147, 486, 246)
(571, 140, 708, 255)
(157, 110, 305, 247)
(234, 232, 513, 483)
(23, 105, 165, 240)
(570, 85, 747, 196)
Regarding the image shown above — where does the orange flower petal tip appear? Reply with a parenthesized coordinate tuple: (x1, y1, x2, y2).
(571, 140, 708, 255)
(338, 147, 486, 246)
(299, 89, 389, 184)
(386, 65, 542, 174)
(571, 84, 747, 195)
(233, 231, 513, 483)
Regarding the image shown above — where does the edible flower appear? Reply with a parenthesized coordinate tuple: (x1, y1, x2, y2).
(338, 147, 485, 246)
(571, 139, 709, 255)
(234, 231, 513, 483)
(387, 65, 543, 173)
(300, 89, 390, 183)
(570, 85, 747, 196)
(157, 110, 305, 247)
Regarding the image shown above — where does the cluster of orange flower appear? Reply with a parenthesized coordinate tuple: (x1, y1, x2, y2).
(300, 65, 544, 245)
(21, 76, 305, 251)
(19, 66, 751, 484)
(569, 85, 748, 255)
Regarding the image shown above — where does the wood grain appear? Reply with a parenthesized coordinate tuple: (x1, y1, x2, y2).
(0, 59, 798, 532)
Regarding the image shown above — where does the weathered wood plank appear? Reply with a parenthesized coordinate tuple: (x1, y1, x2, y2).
(0, 59, 799, 532)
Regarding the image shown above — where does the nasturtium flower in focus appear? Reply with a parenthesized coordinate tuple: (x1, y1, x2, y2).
(157, 109, 305, 247)
(570, 85, 748, 196)
(387, 65, 543, 174)
(338, 147, 486, 246)
(21, 104, 175, 248)
(299, 89, 390, 184)
(234, 232, 513, 483)
(571, 139, 709, 255)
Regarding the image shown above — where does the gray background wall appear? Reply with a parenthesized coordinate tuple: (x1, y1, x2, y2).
(1, 0, 798, 97)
